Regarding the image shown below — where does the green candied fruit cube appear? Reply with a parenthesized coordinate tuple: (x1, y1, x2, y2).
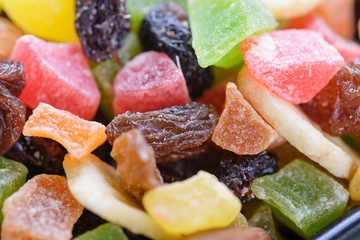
(188, 0, 277, 68)
(248, 205, 281, 240)
(0, 156, 28, 224)
(252, 159, 349, 239)
(126, 0, 187, 32)
(74, 223, 128, 240)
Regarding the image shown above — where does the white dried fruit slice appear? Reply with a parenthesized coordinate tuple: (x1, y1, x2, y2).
(237, 67, 359, 179)
(63, 154, 178, 240)
(261, 0, 326, 19)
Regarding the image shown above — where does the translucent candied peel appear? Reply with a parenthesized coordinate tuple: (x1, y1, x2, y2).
(63, 153, 177, 240)
(23, 103, 107, 159)
(1, 174, 83, 240)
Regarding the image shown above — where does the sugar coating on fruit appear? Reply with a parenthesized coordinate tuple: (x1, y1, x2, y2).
(252, 160, 349, 238)
(212, 82, 278, 155)
(287, 13, 360, 61)
(1, 174, 83, 240)
(11, 35, 100, 120)
(23, 103, 106, 159)
(240, 29, 344, 104)
(113, 51, 190, 115)
(110, 129, 163, 200)
(188, 0, 277, 67)
(143, 171, 241, 235)
(261, 0, 325, 19)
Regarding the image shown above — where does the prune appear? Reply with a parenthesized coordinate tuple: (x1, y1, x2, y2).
(139, 2, 213, 99)
(75, 0, 131, 62)
(5, 135, 67, 175)
(106, 102, 218, 162)
(301, 59, 360, 136)
(0, 60, 25, 97)
(0, 84, 25, 155)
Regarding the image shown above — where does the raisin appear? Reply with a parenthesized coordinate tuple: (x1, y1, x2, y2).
(0, 84, 25, 155)
(72, 209, 107, 238)
(301, 59, 360, 136)
(139, 2, 213, 99)
(5, 135, 67, 175)
(75, 0, 131, 62)
(0, 60, 25, 97)
(106, 102, 218, 162)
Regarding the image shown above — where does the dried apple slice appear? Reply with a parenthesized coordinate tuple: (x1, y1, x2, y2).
(63, 154, 178, 240)
(237, 67, 359, 179)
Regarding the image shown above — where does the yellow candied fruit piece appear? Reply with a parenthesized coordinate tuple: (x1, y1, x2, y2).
(1, 0, 77, 42)
(349, 167, 360, 201)
(143, 171, 241, 235)
(231, 212, 248, 227)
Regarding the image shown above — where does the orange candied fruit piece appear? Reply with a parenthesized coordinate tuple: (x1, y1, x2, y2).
(1, 174, 83, 240)
(212, 82, 278, 155)
(23, 103, 107, 159)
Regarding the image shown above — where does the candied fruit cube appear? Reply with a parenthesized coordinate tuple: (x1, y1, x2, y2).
(1, 174, 83, 240)
(74, 223, 128, 240)
(252, 159, 349, 238)
(143, 171, 241, 235)
(23, 103, 107, 159)
(248, 205, 281, 240)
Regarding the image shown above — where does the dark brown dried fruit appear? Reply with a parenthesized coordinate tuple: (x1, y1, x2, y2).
(72, 209, 107, 238)
(106, 102, 218, 162)
(301, 59, 360, 136)
(0, 84, 25, 155)
(4, 135, 67, 175)
(0, 59, 25, 97)
(75, 0, 131, 62)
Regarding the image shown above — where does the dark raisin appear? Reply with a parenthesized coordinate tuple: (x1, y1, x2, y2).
(0, 60, 25, 97)
(0, 84, 25, 155)
(72, 209, 107, 238)
(301, 59, 360, 136)
(139, 2, 213, 99)
(75, 0, 131, 62)
(4, 135, 67, 175)
(106, 102, 218, 162)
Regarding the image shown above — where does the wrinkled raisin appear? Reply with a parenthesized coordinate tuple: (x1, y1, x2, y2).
(0, 84, 25, 155)
(301, 59, 360, 136)
(5, 135, 67, 175)
(0, 60, 25, 97)
(75, 0, 131, 62)
(139, 2, 213, 99)
(106, 102, 218, 162)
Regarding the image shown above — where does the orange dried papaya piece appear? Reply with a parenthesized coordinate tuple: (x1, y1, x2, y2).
(23, 103, 106, 158)
(212, 82, 278, 155)
(1, 174, 83, 240)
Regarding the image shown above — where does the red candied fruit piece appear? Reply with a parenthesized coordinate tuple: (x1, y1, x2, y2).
(240, 29, 344, 104)
(112, 51, 191, 115)
(287, 13, 360, 61)
(11, 35, 100, 120)
(1, 174, 83, 240)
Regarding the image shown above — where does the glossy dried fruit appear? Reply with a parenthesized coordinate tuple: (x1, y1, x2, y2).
(5, 135, 67, 175)
(0, 59, 25, 97)
(301, 59, 360, 136)
(0, 84, 26, 156)
(110, 129, 163, 200)
(139, 2, 213, 99)
(106, 102, 218, 161)
(75, 0, 131, 62)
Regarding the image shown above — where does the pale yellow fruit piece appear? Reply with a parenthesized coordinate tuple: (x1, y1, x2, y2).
(143, 171, 241, 235)
(237, 67, 359, 179)
(261, 0, 326, 19)
(63, 154, 178, 240)
(1, 0, 77, 42)
(349, 167, 360, 201)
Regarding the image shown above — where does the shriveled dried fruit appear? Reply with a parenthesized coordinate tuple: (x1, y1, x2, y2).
(5, 135, 67, 175)
(301, 59, 360, 136)
(106, 102, 218, 161)
(75, 0, 131, 62)
(0, 60, 25, 97)
(110, 129, 163, 200)
(139, 2, 213, 99)
(0, 84, 26, 156)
